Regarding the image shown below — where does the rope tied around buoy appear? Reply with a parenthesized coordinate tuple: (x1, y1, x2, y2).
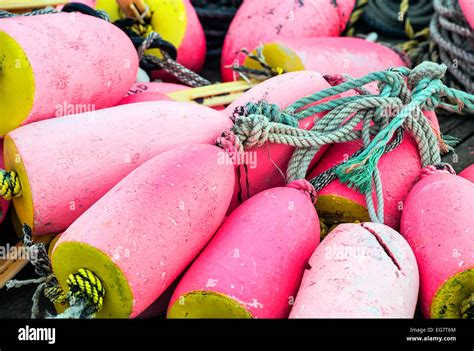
(335, 62, 473, 198)
(0, 170, 21, 200)
(6, 224, 105, 318)
(219, 62, 468, 223)
(137, 31, 211, 87)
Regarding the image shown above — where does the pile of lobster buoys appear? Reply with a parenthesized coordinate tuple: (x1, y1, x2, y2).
(0, 1, 473, 322)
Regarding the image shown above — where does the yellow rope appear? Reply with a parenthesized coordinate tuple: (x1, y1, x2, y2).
(45, 268, 105, 313)
(399, 0, 430, 53)
(344, 0, 369, 37)
(0, 170, 21, 200)
(67, 268, 105, 312)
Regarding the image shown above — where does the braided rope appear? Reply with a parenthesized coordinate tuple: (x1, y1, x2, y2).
(0, 170, 21, 200)
(6, 224, 105, 318)
(344, 0, 369, 37)
(138, 32, 211, 87)
(220, 62, 472, 223)
(336, 62, 474, 198)
(408, 0, 474, 93)
(0, 7, 57, 18)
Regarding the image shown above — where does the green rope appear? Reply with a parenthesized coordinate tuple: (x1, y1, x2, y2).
(220, 61, 474, 223)
(336, 62, 474, 196)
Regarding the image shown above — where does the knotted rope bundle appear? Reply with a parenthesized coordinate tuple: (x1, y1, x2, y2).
(218, 62, 470, 223)
(6, 225, 105, 319)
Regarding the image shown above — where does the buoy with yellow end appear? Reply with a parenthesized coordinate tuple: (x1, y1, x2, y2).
(167, 180, 320, 319)
(221, 0, 356, 81)
(96, 0, 206, 76)
(1, 101, 232, 235)
(0, 12, 138, 136)
(400, 165, 474, 319)
(225, 37, 405, 82)
(51, 144, 234, 318)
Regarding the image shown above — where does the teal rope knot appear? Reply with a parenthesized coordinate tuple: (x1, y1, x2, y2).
(235, 101, 299, 127)
(335, 62, 474, 210)
(232, 114, 272, 149)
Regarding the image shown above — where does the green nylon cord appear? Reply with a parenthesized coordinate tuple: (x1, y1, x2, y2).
(224, 61, 474, 224)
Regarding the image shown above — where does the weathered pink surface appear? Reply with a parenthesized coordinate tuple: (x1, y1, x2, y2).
(151, 0, 206, 80)
(54, 144, 234, 317)
(459, 164, 474, 182)
(118, 92, 173, 105)
(169, 183, 320, 318)
(307, 111, 440, 230)
(224, 71, 333, 212)
(126, 82, 189, 96)
(8, 101, 232, 234)
(290, 222, 419, 318)
(221, 0, 356, 81)
(400, 172, 474, 317)
(0, 13, 138, 129)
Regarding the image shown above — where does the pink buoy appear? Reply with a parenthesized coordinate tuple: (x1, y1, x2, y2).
(167, 181, 320, 318)
(289, 222, 419, 318)
(401, 169, 474, 318)
(223, 36, 405, 82)
(96, 0, 206, 77)
(126, 82, 189, 96)
(224, 71, 334, 212)
(307, 111, 441, 230)
(459, 0, 474, 30)
(4, 101, 232, 235)
(0, 13, 138, 136)
(118, 92, 173, 105)
(459, 164, 474, 182)
(221, 0, 356, 81)
(52, 144, 235, 318)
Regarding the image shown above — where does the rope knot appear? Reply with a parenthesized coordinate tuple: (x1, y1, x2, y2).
(232, 114, 272, 150)
(0, 170, 21, 200)
(286, 179, 317, 204)
(408, 62, 447, 90)
(238, 101, 299, 127)
(216, 130, 244, 165)
(66, 268, 105, 315)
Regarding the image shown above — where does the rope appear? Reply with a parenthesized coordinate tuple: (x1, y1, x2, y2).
(343, 0, 369, 36)
(220, 62, 472, 223)
(0, 170, 21, 200)
(230, 47, 284, 83)
(5, 224, 104, 318)
(0, 7, 57, 18)
(138, 31, 211, 87)
(5, 225, 65, 318)
(0, 3, 109, 20)
(53, 268, 105, 319)
(335, 62, 474, 206)
(361, 0, 433, 39)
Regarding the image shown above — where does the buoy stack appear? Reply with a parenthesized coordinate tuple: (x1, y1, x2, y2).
(0, 0, 472, 324)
